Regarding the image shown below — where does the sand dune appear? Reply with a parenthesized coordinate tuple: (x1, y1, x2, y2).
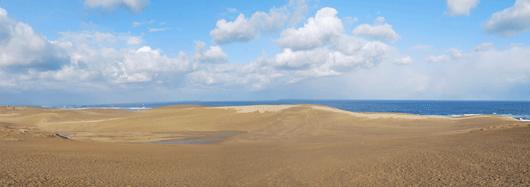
(1, 105, 529, 186)
(214, 105, 296, 113)
(0, 105, 520, 143)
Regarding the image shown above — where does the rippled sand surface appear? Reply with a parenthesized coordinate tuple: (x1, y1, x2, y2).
(1, 105, 529, 186)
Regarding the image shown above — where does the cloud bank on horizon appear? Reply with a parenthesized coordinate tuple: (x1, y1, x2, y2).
(1, 0, 530, 105)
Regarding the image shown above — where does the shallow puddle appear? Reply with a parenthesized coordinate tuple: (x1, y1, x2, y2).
(142, 130, 246, 144)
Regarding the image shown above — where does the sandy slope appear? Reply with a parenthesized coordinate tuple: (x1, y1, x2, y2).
(0, 105, 520, 143)
(1, 105, 529, 186)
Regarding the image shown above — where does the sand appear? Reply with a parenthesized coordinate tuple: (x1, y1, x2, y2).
(1, 105, 529, 186)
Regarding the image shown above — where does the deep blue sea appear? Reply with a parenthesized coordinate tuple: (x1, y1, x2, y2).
(67, 100, 530, 121)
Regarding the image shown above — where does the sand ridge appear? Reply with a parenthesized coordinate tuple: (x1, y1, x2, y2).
(0, 104, 524, 143)
(212, 104, 512, 121)
(213, 105, 297, 113)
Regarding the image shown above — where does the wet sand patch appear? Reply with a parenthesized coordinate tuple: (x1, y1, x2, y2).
(144, 130, 247, 144)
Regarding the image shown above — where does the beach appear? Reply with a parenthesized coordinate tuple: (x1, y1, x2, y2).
(1, 105, 529, 186)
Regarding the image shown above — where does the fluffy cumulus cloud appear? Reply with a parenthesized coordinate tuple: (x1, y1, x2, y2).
(191, 7, 394, 88)
(352, 17, 401, 43)
(0, 7, 68, 70)
(53, 33, 191, 84)
(116, 46, 190, 83)
(445, 48, 465, 59)
(393, 56, 414, 65)
(276, 7, 344, 50)
(188, 34, 392, 88)
(210, 0, 308, 45)
(484, 0, 530, 37)
(192, 41, 228, 64)
(0, 7, 191, 90)
(331, 35, 391, 69)
(83, 0, 150, 13)
(444, 0, 480, 17)
(210, 14, 256, 44)
(5, 2, 530, 102)
(187, 58, 283, 89)
(126, 36, 142, 45)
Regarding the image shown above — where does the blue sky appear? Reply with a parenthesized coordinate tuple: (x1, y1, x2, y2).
(1, 0, 530, 106)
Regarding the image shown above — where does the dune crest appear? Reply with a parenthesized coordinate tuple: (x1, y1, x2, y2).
(213, 105, 296, 113)
(0, 105, 524, 143)
(309, 105, 434, 119)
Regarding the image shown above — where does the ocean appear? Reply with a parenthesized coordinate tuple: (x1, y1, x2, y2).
(67, 100, 530, 121)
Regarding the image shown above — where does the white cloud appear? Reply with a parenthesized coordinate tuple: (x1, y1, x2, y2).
(192, 6, 394, 89)
(276, 7, 344, 50)
(192, 41, 228, 64)
(227, 8, 237, 13)
(133, 20, 155, 27)
(0, 7, 6, 17)
(393, 56, 414, 65)
(0, 7, 68, 70)
(210, 14, 256, 44)
(474, 42, 494, 52)
(83, 0, 150, 13)
(484, 0, 530, 37)
(186, 57, 282, 89)
(352, 17, 401, 43)
(71, 44, 190, 84)
(444, 0, 480, 17)
(149, 28, 169, 33)
(410, 44, 432, 51)
(444, 48, 465, 59)
(127, 36, 142, 45)
(44, 30, 190, 84)
(423, 47, 465, 63)
(273, 48, 331, 68)
(210, 0, 308, 45)
(331, 35, 391, 69)
(375, 16, 385, 23)
(188, 34, 392, 88)
(425, 55, 450, 63)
